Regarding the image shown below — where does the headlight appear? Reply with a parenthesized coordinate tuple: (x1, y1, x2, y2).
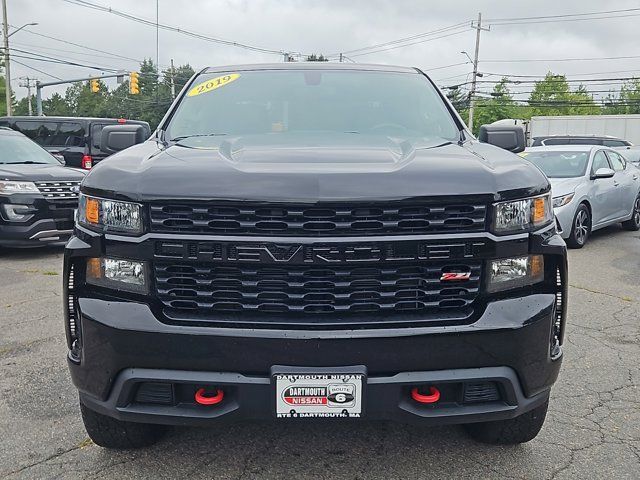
(552, 193, 574, 208)
(86, 257, 147, 293)
(487, 255, 544, 293)
(492, 194, 553, 234)
(77, 194, 143, 234)
(0, 181, 39, 194)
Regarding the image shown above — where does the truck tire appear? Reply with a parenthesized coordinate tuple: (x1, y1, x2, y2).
(464, 399, 549, 445)
(566, 204, 590, 249)
(80, 401, 166, 449)
(621, 195, 640, 231)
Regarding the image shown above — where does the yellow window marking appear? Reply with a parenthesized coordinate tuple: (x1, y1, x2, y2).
(187, 74, 240, 97)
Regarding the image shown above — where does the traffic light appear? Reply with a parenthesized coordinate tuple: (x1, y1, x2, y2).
(90, 78, 99, 93)
(129, 71, 140, 95)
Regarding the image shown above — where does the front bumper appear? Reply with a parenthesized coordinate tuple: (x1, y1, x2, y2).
(0, 195, 75, 247)
(554, 203, 575, 239)
(64, 226, 567, 426)
(79, 365, 551, 427)
(69, 290, 561, 426)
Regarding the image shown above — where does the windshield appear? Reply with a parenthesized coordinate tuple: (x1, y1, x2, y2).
(166, 70, 459, 143)
(620, 150, 640, 164)
(0, 133, 59, 164)
(523, 151, 589, 178)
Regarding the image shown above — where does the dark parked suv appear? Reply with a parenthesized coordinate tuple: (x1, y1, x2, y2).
(0, 116, 151, 169)
(64, 64, 568, 449)
(0, 127, 85, 247)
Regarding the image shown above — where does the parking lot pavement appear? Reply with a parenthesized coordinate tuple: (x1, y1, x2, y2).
(0, 226, 638, 480)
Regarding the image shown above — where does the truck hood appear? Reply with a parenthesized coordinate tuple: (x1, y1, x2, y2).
(82, 135, 550, 203)
(0, 163, 86, 182)
(549, 177, 584, 198)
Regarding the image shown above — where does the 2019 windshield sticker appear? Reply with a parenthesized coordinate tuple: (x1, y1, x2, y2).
(187, 74, 240, 97)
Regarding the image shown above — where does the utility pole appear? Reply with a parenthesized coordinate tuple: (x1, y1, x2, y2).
(2, 0, 11, 116)
(468, 13, 489, 132)
(170, 58, 175, 99)
(19, 76, 35, 115)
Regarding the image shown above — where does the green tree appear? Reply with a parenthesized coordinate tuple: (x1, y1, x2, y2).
(602, 78, 640, 114)
(473, 78, 519, 134)
(162, 63, 195, 94)
(42, 92, 71, 116)
(306, 54, 328, 61)
(528, 73, 598, 116)
(64, 79, 109, 117)
(446, 87, 469, 119)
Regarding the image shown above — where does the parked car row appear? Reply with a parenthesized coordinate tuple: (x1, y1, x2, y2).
(521, 146, 640, 248)
(0, 117, 150, 247)
(0, 116, 150, 169)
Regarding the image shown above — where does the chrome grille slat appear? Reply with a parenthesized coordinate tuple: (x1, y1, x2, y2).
(35, 181, 81, 201)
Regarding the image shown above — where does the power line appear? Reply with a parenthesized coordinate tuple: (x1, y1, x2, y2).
(481, 54, 640, 63)
(481, 69, 640, 79)
(424, 61, 469, 72)
(336, 22, 470, 56)
(10, 41, 141, 64)
(10, 47, 125, 72)
(484, 7, 640, 22)
(11, 24, 143, 63)
(488, 13, 640, 26)
(11, 59, 62, 80)
(348, 29, 471, 58)
(62, 0, 285, 55)
(8, 48, 122, 72)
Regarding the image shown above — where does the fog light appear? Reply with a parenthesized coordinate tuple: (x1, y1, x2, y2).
(86, 257, 147, 293)
(2, 204, 35, 222)
(487, 255, 544, 293)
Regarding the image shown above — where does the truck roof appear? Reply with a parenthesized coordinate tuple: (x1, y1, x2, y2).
(203, 63, 420, 75)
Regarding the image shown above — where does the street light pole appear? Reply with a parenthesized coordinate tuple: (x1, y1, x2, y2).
(2, 0, 11, 116)
(1, 0, 38, 117)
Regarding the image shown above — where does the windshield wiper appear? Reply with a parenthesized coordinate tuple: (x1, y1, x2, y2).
(171, 133, 228, 142)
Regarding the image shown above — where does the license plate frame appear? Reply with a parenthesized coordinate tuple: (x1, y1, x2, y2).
(272, 366, 366, 419)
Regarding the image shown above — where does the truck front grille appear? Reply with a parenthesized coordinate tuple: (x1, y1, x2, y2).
(149, 200, 487, 236)
(154, 260, 482, 328)
(36, 181, 81, 201)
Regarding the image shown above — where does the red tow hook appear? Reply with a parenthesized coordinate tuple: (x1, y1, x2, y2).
(411, 386, 440, 404)
(195, 388, 224, 405)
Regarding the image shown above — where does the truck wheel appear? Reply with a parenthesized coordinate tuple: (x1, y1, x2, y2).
(622, 195, 640, 231)
(464, 399, 549, 445)
(80, 401, 166, 449)
(566, 204, 590, 248)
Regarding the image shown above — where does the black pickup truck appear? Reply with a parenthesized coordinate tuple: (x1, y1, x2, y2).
(64, 63, 567, 449)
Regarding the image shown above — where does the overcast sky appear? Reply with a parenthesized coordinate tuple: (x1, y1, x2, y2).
(6, 0, 640, 100)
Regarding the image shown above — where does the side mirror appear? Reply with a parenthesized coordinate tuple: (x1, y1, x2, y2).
(478, 124, 526, 153)
(593, 167, 615, 179)
(53, 153, 66, 165)
(100, 125, 147, 155)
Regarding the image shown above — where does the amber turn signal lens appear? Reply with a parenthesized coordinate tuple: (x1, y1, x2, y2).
(86, 197, 100, 224)
(532, 197, 546, 224)
(530, 254, 544, 278)
(86, 257, 102, 280)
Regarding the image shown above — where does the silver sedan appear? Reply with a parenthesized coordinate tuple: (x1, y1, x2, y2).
(522, 145, 640, 248)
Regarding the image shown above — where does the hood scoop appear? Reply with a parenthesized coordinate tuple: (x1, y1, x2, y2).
(214, 134, 417, 174)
